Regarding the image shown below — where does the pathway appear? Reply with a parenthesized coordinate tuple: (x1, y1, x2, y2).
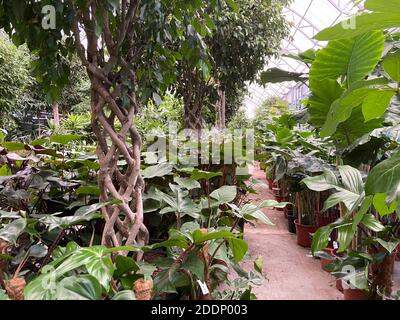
(242, 165, 343, 300)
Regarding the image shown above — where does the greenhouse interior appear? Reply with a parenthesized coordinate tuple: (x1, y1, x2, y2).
(0, 0, 400, 303)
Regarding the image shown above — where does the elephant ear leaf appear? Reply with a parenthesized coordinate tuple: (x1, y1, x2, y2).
(365, 152, 400, 203)
(383, 50, 400, 82)
(310, 31, 385, 89)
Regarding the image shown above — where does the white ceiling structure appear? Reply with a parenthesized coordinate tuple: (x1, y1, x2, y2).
(244, 0, 362, 117)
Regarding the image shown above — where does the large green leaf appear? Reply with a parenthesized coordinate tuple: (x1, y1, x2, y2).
(310, 79, 389, 139)
(210, 185, 237, 204)
(310, 31, 384, 89)
(76, 185, 101, 196)
(259, 68, 306, 84)
(236, 203, 274, 226)
(373, 193, 397, 217)
(315, 13, 400, 41)
(225, 0, 238, 12)
(152, 229, 190, 249)
(0, 164, 12, 176)
(50, 134, 81, 145)
(73, 246, 115, 291)
(185, 168, 222, 181)
(308, 79, 344, 128)
(303, 166, 363, 211)
(311, 226, 333, 254)
(173, 176, 200, 190)
(112, 290, 136, 300)
(0, 218, 26, 244)
(192, 230, 235, 244)
(40, 201, 114, 231)
(383, 49, 400, 82)
(375, 239, 400, 254)
(362, 90, 396, 122)
(56, 275, 102, 300)
(24, 271, 58, 300)
(227, 238, 248, 262)
(114, 255, 140, 278)
(338, 166, 364, 195)
(337, 223, 355, 252)
(361, 214, 385, 232)
(365, 0, 400, 13)
(365, 152, 400, 200)
(142, 162, 173, 179)
(156, 185, 201, 219)
(2, 142, 25, 151)
(40, 213, 102, 231)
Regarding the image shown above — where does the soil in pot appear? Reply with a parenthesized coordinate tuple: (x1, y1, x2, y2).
(294, 220, 317, 247)
(343, 288, 367, 300)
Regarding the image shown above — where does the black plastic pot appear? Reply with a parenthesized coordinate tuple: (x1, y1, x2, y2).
(288, 214, 297, 234)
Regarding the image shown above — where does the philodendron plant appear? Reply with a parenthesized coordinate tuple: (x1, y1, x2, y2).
(303, 164, 400, 298)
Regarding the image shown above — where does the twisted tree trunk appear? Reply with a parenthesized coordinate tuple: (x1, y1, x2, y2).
(71, 1, 149, 251)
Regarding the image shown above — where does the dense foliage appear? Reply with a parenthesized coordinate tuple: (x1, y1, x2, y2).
(257, 0, 400, 300)
(0, 0, 292, 301)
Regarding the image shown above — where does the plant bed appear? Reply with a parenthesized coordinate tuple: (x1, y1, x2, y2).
(294, 220, 317, 247)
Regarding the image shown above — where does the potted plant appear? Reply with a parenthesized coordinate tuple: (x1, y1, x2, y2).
(294, 189, 318, 247)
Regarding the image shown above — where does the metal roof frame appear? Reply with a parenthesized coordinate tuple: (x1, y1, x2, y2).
(245, 0, 361, 116)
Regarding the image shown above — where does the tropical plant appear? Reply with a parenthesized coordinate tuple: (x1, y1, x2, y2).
(304, 165, 399, 299)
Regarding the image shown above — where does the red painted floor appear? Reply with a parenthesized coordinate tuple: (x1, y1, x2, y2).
(242, 166, 343, 300)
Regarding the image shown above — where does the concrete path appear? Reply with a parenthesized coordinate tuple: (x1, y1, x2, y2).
(242, 166, 343, 300)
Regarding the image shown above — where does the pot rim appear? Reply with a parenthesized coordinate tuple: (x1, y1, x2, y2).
(294, 219, 316, 228)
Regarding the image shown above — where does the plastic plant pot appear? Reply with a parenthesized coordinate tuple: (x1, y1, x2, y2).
(294, 220, 317, 248)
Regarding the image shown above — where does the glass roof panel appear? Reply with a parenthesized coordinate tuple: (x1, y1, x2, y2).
(244, 0, 361, 117)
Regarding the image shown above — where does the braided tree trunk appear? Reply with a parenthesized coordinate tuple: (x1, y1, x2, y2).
(180, 66, 205, 131)
(71, 2, 149, 250)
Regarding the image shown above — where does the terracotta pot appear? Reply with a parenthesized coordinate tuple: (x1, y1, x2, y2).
(343, 288, 367, 300)
(336, 279, 343, 292)
(294, 220, 317, 248)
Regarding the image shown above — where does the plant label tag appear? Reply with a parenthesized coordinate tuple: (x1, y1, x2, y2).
(197, 280, 209, 295)
(333, 241, 338, 249)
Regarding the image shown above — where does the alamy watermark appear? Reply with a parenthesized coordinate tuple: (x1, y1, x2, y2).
(41, 5, 56, 30)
